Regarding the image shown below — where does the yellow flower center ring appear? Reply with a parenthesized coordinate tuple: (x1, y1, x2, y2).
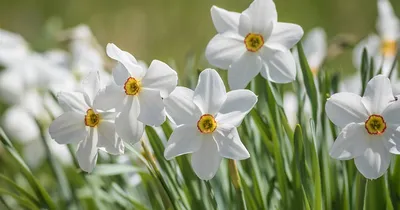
(244, 33, 264, 52)
(365, 114, 386, 135)
(85, 109, 100, 127)
(197, 114, 217, 134)
(124, 77, 141, 95)
(381, 40, 397, 57)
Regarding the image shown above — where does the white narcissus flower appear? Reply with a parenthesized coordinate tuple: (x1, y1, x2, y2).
(205, 0, 303, 89)
(49, 71, 124, 172)
(98, 43, 178, 145)
(163, 69, 257, 180)
(0, 29, 30, 67)
(326, 75, 400, 179)
(353, 0, 399, 76)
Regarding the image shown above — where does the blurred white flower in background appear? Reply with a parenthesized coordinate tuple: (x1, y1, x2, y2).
(205, 0, 303, 89)
(0, 29, 30, 67)
(164, 69, 257, 180)
(326, 75, 400, 179)
(353, 0, 399, 77)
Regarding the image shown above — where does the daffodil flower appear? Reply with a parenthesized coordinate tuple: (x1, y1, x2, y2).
(205, 0, 303, 89)
(326, 75, 400, 179)
(353, 0, 399, 76)
(98, 43, 178, 145)
(49, 71, 124, 172)
(163, 69, 257, 180)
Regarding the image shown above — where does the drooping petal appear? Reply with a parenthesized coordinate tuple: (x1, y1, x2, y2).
(141, 60, 178, 98)
(76, 128, 99, 172)
(97, 121, 124, 155)
(205, 33, 246, 70)
(191, 136, 222, 180)
(267, 22, 304, 50)
(93, 82, 126, 111)
(49, 112, 87, 145)
(210, 6, 240, 33)
(115, 97, 145, 145)
(361, 75, 394, 114)
(215, 89, 257, 127)
(214, 126, 249, 160)
(260, 48, 296, 83)
(325, 92, 369, 128)
(164, 87, 202, 125)
(228, 52, 262, 90)
(106, 43, 144, 79)
(240, 0, 277, 37)
(193, 69, 227, 115)
(329, 123, 369, 160)
(164, 125, 203, 160)
(80, 71, 101, 106)
(354, 138, 391, 179)
(57, 91, 89, 114)
(137, 88, 166, 126)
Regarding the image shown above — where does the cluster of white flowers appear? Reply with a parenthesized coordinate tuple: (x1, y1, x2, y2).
(1, 0, 399, 181)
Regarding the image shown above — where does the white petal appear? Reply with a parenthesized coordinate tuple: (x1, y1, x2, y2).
(164, 87, 202, 125)
(214, 127, 249, 160)
(354, 138, 391, 179)
(112, 63, 130, 86)
(302, 27, 327, 70)
(210, 6, 240, 33)
(93, 82, 126, 111)
(267, 22, 304, 50)
(382, 126, 400, 154)
(193, 69, 227, 115)
(240, 0, 277, 36)
(97, 121, 124, 155)
(80, 71, 101, 105)
(191, 136, 222, 180)
(205, 33, 246, 70)
(49, 112, 87, 144)
(106, 43, 143, 79)
(376, 0, 399, 40)
(0, 70, 24, 104)
(382, 101, 400, 125)
(164, 125, 202, 160)
(141, 60, 178, 98)
(115, 97, 145, 145)
(260, 48, 296, 83)
(137, 88, 166, 126)
(329, 123, 368, 160)
(228, 52, 262, 90)
(100, 111, 118, 121)
(215, 89, 257, 127)
(352, 34, 380, 70)
(283, 92, 298, 128)
(57, 91, 89, 114)
(361, 75, 394, 114)
(325, 92, 369, 127)
(76, 128, 99, 172)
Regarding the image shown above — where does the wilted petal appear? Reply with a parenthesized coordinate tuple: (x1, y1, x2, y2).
(214, 126, 249, 160)
(76, 128, 99, 172)
(362, 75, 394, 114)
(164, 87, 202, 125)
(193, 69, 227, 115)
(49, 111, 87, 145)
(141, 60, 177, 98)
(138, 88, 166, 126)
(215, 89, 257, 127)
(325, 92, 369, 128)
(228, 52, 262, 90)
(164, 125, 202, 160)
(191, 136, 222, 180)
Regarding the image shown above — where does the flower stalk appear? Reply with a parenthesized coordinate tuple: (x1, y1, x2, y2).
(228, 159, 247, 210)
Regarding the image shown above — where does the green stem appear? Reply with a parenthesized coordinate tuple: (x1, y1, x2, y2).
(355, 172, 367, 210)
(205, 181, 218, 210)
(228, 159, 247, 210)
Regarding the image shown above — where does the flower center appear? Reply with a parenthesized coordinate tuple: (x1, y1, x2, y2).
(244, 33, 264, 52)
(124, 77, 141, 95)
(381, 40, 397, 56)
(197, 114, 217, 134)
(85, 109, 100, 127)
(365, 114, 386, 135)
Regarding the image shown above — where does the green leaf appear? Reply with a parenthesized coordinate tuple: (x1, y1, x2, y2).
(92, 164, 146, 176)
(309, 120, 322, 210)
(0, 188, 40, 210)
(360, 48, 369, 95)
(0, 174, 40, 207)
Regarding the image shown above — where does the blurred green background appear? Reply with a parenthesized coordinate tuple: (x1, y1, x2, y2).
(0, 0, 399, 74)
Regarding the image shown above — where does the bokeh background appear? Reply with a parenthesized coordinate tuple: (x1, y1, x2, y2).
(1, 0, 399, 75)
